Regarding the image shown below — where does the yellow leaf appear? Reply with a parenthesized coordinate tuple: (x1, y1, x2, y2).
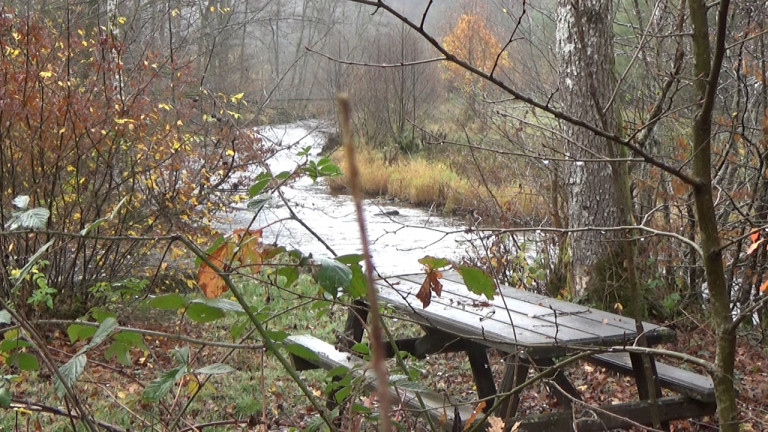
(39, 71, 53, 78)
(116, 16, 126, 24)
(230, 92, 244, 103)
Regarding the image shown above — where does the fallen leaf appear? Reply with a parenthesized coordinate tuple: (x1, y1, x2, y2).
(750, 230, 760, 243)
(462, 401, 486, 431)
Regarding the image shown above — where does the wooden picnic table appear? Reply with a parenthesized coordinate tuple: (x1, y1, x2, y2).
(289, 270, 716, 431)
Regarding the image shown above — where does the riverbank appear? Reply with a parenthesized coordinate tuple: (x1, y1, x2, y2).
(327, 145, 548, 225)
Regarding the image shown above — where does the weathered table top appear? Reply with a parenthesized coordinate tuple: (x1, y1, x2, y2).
(376, 271, 675, 358)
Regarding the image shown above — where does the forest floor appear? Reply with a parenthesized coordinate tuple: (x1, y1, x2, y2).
(4, 303, 768, 431)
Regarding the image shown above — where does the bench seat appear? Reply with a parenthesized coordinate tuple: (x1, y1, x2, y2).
(285, 334, 474, 431)
(590, 352, 715, 402)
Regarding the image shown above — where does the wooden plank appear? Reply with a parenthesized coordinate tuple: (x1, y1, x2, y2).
(417, 271, 674, 341)
(285, 334, 475, 431)
(511, 396, 716, 432)
(386, 273, 674, 348)
(590, 352, 716, 402)
(377, 276, 662, 356)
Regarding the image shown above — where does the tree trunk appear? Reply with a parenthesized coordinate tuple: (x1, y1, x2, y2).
(687, 0, 739, 430)
(556, 0, 623, 296)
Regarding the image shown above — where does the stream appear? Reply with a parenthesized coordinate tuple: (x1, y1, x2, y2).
(214, 121, 474, 275)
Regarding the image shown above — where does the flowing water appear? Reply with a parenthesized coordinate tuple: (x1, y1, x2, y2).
(214, 121, 474, 275)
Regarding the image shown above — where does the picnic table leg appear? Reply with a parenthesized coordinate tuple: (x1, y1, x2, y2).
(537, 358, 582, 409)
(339, 299, 369, 350)
(629, 352, 669, 430)
(327, 300, 370, 413)
(498, 354, 529, 419)
(465, 341, 497, 412)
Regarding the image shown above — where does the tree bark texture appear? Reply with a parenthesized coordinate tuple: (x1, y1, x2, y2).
(556, 0, 622, 295)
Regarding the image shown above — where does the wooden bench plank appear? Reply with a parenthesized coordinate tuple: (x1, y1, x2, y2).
(285, 334, 474, 431)
(590, 352, 715, 402)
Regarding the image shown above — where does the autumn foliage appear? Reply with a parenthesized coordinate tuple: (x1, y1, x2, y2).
(441, 11, 509, 92)
(0, 8, 265, 311)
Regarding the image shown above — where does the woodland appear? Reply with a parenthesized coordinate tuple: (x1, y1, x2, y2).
(1, 0, 768, 430)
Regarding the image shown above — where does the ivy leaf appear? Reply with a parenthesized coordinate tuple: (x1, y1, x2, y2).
(456, 265, 496, 300)
(54, 354, 87, 397)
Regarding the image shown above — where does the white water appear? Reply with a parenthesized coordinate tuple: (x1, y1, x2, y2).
(214, 121, 473, 275)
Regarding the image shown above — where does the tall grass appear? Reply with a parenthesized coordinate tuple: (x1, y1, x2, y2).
(328, 146, 548, 224)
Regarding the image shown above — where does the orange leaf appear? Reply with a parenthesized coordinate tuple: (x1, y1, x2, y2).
(197, 242, 233, 298)
(747, 239, 764, 255)
(463, 401, 486, 431)
(749, 230, 760, 243)
(760, 278, 768, 293)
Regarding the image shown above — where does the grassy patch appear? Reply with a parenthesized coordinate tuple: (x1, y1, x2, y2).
(329, 145, 548, 223)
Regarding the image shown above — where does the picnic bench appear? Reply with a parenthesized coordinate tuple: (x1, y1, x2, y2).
(287, 271, 716, 431)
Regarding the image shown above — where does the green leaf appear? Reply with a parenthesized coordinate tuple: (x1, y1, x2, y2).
(246, 194, 271, 212)
(284, 343, 320, 361)
(0, 310, 11, 325)
(105, 340, 132, 366)
(275, 266, 299, 287)
(12, 240, 54, 290)
(142, 366, 187, 402)
(67, 324, 96, 344)
(418, 256, 452, 270)
(351, 343, 369, 355)
(315, 259, 352, 298)
(91, 308, 116, 323)
(230, 318, 249, 340)
(186, 302, 225, 323)
(195, 297, 244, 313)
(112, 331, 147, 351)
(174, 347, 190, 366)
(148, 293, 187, 310)
(194, 363, 235, 375)
(351, 403, 372, 413)
(81, 317, 117, 352)
(266, 329, 289, 342)
(457, 266, 496, 300)
(0, 384, 10, 408)
(54, 354, 87, 396)
(0, 339, 31, 352)
(274, 171, 292, 181)
(326, 366, 349, 378)
(248, 176, 272, 197)
(8, 353, 39, 371)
